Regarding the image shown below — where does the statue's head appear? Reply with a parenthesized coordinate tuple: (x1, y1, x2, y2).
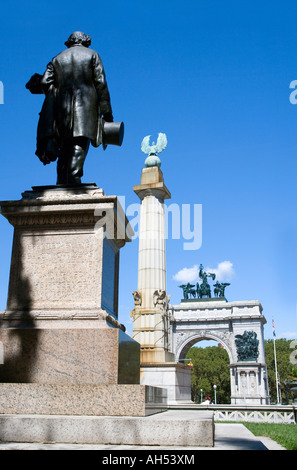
(65, 31, 91, 48)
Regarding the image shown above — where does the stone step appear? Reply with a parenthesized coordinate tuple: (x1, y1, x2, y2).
(0, 410, 214, 447)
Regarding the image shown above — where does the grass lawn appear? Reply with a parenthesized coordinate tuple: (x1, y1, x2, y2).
(243, 423, 297, 450)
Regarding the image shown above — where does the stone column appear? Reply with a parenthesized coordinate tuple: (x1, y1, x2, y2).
(131, 167, 175, 364)
(130, 137, 192, 404)
(136, 167, 169, 309)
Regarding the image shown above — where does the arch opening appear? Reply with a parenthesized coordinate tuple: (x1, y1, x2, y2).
(177, 333, 233, 364)
(178, 335, 232, 404)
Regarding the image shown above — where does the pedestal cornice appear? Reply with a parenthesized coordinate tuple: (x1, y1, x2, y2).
(0, 184, 133, 248)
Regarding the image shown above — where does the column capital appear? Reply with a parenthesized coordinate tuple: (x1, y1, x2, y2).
(133, 167, 171, 201)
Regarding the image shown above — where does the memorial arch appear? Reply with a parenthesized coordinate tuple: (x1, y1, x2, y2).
(169, 298, 270, 405)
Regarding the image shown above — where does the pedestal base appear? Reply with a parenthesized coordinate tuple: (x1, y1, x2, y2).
(140, 363, 192, 405)
(0, 383, 167, 417)
(230, 362, 270, 405)
(0, 325, 140, 385)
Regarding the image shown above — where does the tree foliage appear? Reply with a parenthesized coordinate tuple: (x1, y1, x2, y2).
(186, 345, 230, 403)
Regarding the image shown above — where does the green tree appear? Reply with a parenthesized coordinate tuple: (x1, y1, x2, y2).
(264, 338, 297, 403)
(186, 345, 230, 403)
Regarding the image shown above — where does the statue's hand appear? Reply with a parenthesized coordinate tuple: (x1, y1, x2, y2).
(26, 73, 43, 94)
(103, 112, 114, 122)
(39, 154, 51, 165)
(36, 151, 52, 165)
(36, 138, 58, 165)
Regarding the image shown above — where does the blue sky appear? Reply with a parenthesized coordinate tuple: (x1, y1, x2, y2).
(0, 0, 296, 341)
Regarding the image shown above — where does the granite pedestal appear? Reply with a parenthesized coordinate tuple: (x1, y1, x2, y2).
(0, 184, 214, 446)
(0, 185, 159, 415)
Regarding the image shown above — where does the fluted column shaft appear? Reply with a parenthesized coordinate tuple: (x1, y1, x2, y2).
(137, 192, 166, 308)
(132, 167, 174, 363)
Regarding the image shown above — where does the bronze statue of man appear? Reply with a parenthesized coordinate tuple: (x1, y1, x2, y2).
(27, 31, 115, 185)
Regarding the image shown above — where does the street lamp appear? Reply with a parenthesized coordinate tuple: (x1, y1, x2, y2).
(213, 384, 217, 405)
(200, 389, 203, 404)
